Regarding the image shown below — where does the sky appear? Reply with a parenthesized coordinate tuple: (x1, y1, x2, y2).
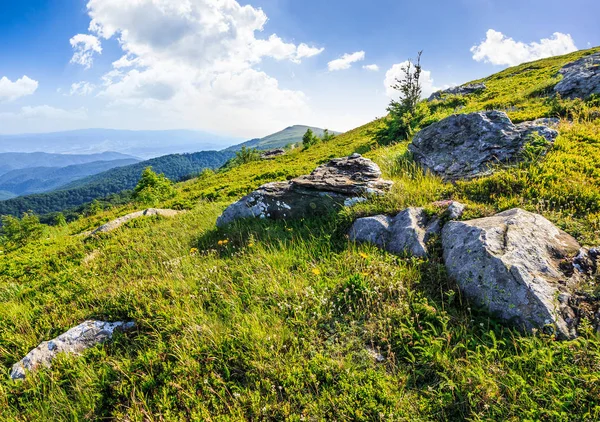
(0, 0, 599, 141)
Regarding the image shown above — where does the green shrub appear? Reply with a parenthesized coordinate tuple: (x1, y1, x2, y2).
(133, 167, 176, 205)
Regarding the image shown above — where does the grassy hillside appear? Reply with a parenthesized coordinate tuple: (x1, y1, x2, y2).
(0, 48, 599, 420)
(225, 125, 340, 151)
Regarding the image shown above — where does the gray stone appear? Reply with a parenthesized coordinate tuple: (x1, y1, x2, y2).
(442, 208, 582, 338)
(554, 52, 600, 99)
(91, 208, 182, 235)
(216, 154, 393, 227)
(409, 111, 559, 181)
(260, 149, 286, 160)
(349, 202, 465, 257)
(428, 83, 486, 101)
(11, 320, 136, 380)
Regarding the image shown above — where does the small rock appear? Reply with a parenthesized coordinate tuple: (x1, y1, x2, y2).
(11, 320, 136, 380)
(428, 83, 486, 101)
(442, 208, 582, 338)
(260, 149, 286, 160)
(349, 202, 465, 257)
(409, 111, 559, 181)
(91, 208, 182, 235)
(554, 52, 600, 99)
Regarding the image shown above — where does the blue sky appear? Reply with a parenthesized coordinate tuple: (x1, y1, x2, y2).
(0, 0, 598, 140)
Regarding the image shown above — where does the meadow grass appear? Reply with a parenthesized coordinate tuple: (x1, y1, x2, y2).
(1, 48, 600, 420)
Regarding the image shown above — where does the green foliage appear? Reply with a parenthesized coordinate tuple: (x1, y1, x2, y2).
(0, 211, 44, 248)
(133, 167, 176, 205)
(54, 212, 67, 227)
(233, 146, 261, 166)
(302, 128, 319, 148)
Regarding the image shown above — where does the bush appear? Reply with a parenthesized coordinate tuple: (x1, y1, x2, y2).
(133, 167, 176, 205)
(0, 212, 44, 248)
(233, 146, 261, 166)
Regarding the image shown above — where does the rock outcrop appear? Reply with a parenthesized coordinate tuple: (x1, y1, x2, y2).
(428, 83, 486, 101)
(349, 201, 465, 257)
(11, 320, 135, 380)
(216, 154, 393, 227)
(260, 149, 286, 160)
(91, 208, 182, 235)
(442, 208, 587, 338)
(409, 111, 559, 181)
(554, 52, 600, 99)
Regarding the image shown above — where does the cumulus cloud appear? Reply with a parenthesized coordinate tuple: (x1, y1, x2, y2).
(471, 29, 578, 66)
(70, 34, 102, 69)
(384, 62, 438, 98)
(328, 51, 365, 71)
(0, 76, 39, 102)
(69, 81, 96, 96)
(68, 0, 324, 135)
(363, 64, 379, 72)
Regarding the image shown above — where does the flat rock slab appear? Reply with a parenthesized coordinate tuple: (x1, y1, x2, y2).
(11, 320, 135, 380)
(260, 149, 286, 159)
(554, 52, 600, 100)
(91, 208, 182, 235)
(217, 154, 393, 227)
(428, 83, 486, 101)
(409, 111, 558, 181)
(442, 208, 581, 338)
(350, 202, 465, 257)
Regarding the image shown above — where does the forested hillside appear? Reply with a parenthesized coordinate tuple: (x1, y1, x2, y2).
(0, 150, 234, 216)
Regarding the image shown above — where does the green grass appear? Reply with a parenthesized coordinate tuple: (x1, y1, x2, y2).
(1, 48, 600, 421)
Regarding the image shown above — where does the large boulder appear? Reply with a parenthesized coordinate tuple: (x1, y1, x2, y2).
(216, 154, 393, 227)
(91, 208, 182, 235)
(350, 201, 465, 257)
(554, 52, 600, 100)
(442, 208, 585, 338)
(409, 111, 558, 181)
(11, 320, 136, 380)
(428, 83, 486, 101)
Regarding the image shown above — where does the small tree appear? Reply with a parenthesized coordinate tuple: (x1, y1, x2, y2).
(376, 51, 428, 145)
(234, 146, 261, 165)
(54, 212, 67, 227)
(321, 129, 336, 142)
(0, 212, 44, 247)
(302, 128, 318, 148)
(134, 167, 176, 205)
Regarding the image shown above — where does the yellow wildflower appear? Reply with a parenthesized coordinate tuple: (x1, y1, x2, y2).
(190, 247, 199, 255)
(312, 268, 321, 276)
(359, 252, 368, 259)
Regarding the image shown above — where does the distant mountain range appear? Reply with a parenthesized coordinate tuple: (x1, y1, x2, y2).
(0, 125, 339, 217)
(0, 151, 137, 176)
(225, 125, 340, 152)
(0, 129, 241, 159)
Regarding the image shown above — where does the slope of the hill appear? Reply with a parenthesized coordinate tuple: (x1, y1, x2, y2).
(225, 125, 340, 151)
(0, 48, 599, 421)
(0, 151, 137, 176)
(0, 150, 234, 217)
(0, 158, 140, 197)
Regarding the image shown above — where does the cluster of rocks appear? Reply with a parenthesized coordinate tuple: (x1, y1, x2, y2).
(91, 208, 182, 235)
(353, 205, 599, 338)
(216, 154, 393, 227)
(409, 111, 558, 181)
(11, 320, 135, 380)
(554, 52, 600, 99)
(428, 83, 487, 101)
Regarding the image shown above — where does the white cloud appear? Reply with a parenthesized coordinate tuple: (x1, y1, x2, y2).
(69, 81, 96, 96)
(0, 76, 39, 102)
(384, 61, 438, 98)
(471, 29, 578, 66)
(363, 64, 379, 72)
(0, 105, 87, 120)
(68, 0, 323, 136)
(70, 34, 102, 69)
(328, 51, 365, 71)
